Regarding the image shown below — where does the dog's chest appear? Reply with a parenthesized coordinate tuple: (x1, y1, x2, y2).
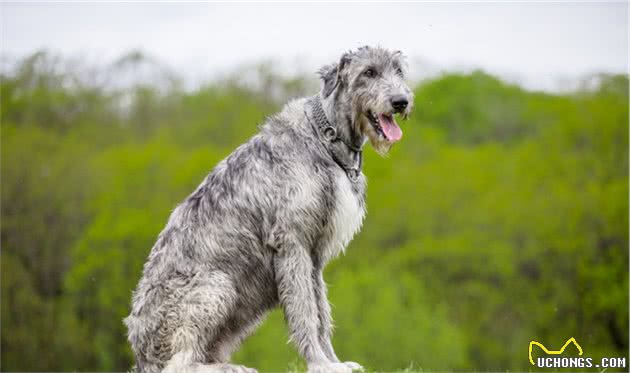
(320, 171, 366, 263)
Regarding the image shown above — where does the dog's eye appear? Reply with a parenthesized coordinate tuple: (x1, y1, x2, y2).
(395, 67, 404, 77)
(364, 68, 376, 78)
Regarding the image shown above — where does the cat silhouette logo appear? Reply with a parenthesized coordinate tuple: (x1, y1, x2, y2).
(529, 337, 584, 366)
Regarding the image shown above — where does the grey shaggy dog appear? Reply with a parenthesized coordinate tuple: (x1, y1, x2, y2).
(124, 46, 414, 373)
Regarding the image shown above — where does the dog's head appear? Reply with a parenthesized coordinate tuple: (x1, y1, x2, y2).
(319, 46, 414, 155)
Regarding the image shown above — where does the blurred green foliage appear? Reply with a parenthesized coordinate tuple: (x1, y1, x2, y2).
(1, 52, 628, 372)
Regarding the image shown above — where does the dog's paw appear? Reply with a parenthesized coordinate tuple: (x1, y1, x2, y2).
(202, 363, 257, 373)
(308, 362, 356, 373)
(343, 361, 364, 371)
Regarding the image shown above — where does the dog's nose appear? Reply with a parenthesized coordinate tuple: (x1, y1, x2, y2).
(390, 95, 409, 112)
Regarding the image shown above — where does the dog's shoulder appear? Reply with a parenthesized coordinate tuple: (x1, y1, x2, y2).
(258, 99, 311, 153)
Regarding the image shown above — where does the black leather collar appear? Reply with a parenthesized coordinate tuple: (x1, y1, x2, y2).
(305, 96, 363, 182)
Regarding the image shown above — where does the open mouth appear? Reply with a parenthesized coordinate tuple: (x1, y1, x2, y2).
(367, 111, 403, 142)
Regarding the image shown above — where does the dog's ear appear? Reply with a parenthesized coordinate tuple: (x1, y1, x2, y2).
(318, 64, 338, 98)
(318, 52, 352, 99)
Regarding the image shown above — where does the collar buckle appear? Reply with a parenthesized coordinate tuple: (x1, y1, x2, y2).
(323, 126, 337, 142)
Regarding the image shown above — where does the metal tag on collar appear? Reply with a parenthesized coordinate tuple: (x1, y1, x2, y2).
(347, 168, 360, 182)
(323, 126, 337, 141)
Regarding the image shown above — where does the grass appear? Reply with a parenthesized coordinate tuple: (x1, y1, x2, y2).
(285, 360, 428, 373)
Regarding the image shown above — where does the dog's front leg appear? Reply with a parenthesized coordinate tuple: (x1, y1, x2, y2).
(313, 269, 338, 362)
(274, 240, 358, 373)
(314, 270, 363, 372)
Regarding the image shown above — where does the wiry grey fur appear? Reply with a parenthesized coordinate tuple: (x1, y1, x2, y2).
(124, 46, 414, 373)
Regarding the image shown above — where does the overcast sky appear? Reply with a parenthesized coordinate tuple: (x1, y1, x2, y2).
(2, 1, 628, 91)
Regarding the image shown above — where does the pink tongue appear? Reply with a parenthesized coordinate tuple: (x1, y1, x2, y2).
(379, 114, 403, 142)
